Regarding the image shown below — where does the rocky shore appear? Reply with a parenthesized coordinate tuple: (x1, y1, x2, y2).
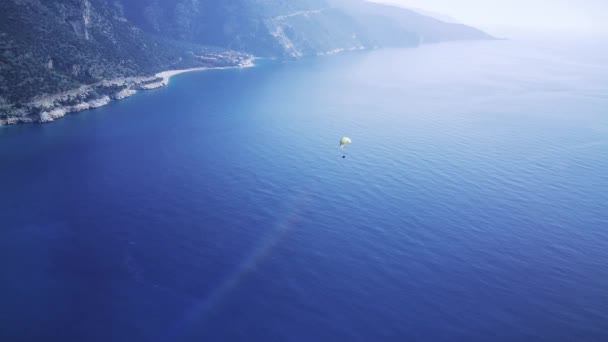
(0, 57, 255, 126)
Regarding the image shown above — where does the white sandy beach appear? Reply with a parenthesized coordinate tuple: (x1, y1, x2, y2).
(155, 67, 210, 87)
(155, 58, 255, 86)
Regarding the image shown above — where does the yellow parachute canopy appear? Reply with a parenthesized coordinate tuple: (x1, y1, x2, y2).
(340, 137, 352, 148)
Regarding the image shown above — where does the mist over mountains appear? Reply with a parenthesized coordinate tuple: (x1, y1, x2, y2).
(117, 0, 490, 56)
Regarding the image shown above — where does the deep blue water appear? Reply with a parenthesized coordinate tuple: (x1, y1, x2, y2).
(1, 39, 608, 341)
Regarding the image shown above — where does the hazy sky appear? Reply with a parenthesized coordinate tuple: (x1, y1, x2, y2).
(371, 0, 608, 32)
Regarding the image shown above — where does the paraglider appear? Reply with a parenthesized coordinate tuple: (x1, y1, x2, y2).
(340, 137, 352, 158)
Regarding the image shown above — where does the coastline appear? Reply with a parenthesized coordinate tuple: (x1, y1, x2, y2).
(0, 58, 255, 126)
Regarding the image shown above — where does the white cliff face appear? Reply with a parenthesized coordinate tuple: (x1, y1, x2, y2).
(269, 25, 302, 58)
(89, 96, 111, 108)
(39, 108, 67, 123)
(83, 0, 91, 40)
(39, 96, 111, 123)
(266, 9, 328, 58)
(114, 88, 137, 100)
(263, 7, 372, 59)
(138, 82, 165, 90)
(65, 0, 93, 40)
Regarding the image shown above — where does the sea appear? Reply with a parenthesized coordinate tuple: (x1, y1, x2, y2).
(1, 35, 607, 341)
